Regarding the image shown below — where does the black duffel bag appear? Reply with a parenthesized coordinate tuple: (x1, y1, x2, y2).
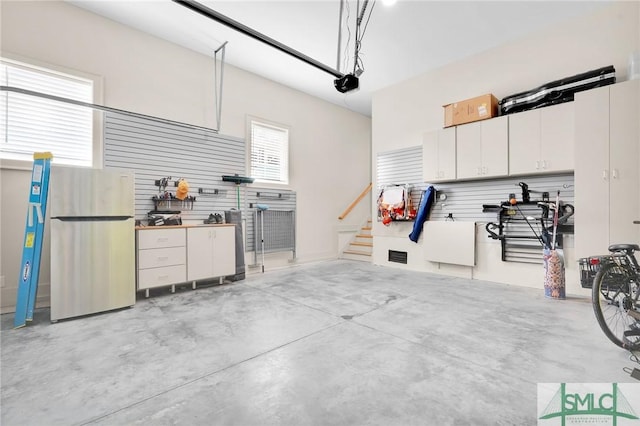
(499, 65, 616, 115)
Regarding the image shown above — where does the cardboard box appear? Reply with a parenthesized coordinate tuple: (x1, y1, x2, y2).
(443, 94, 498, 127)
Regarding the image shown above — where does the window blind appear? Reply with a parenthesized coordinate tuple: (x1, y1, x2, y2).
(250, 120, 289, 184)
(0, 59, 93, 166)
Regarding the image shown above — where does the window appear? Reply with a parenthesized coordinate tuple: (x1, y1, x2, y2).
(0, 58, 94, 166)
(250, 119, 289, 185)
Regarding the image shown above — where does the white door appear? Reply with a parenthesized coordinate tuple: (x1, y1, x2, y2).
(455, 121, 481, 179)
(212, 227, 236, 277)
(51, 218, 135, 321)
(609, 80, 640, 246)
(437, 127, 457, 180)
(540, 102, 575, 172)
(508, 109, 541, 175)
(480, 115, 508, 178)
(187, 227, 213, 281)
(574, 85, 610, 258)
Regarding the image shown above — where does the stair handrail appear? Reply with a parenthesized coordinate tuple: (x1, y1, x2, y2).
(338, 182, 372, 220)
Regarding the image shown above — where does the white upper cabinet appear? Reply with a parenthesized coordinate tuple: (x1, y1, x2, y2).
(540, 102, 575, 172)
(456, 115, 508, 179)
(508, 102, 575, 175)
(423, 127, 456, 182)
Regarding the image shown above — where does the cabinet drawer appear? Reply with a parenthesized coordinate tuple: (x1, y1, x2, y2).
(137, 228, 185, 249)
(138, 247, 186, 269)
(137, 265, 186, 290)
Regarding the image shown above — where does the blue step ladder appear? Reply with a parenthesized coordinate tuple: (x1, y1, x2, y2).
(14, 152, 53, 328)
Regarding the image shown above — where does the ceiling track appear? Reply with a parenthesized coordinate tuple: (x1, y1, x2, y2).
(172, 0, 344, 79)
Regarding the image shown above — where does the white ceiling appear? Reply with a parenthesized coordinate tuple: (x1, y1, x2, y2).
(67, 0, 610, 117)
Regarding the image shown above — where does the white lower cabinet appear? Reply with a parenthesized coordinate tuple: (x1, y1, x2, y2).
(138, 265, 187, 291)
(136, 228, 186, 292)
(211, 227, 236, 278)
(136, 225, 236, 295)
(187, 226, 236, 282)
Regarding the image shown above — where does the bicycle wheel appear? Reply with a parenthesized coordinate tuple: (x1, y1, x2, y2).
(592, 261, 640, 349)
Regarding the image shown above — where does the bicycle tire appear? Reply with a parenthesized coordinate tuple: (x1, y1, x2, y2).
(591, 261, 640, 349)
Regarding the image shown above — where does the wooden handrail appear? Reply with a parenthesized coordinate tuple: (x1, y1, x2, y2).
(338, 182, 372, 220)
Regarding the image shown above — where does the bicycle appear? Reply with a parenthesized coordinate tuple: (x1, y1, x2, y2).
(589, 243, 640, 350)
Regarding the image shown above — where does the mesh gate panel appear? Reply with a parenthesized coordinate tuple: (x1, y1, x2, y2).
(253, 209, 296, 263)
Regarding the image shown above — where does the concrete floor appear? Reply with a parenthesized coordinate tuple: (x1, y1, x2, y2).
(0, 259, 636, 425)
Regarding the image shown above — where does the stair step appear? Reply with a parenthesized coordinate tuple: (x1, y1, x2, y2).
(343, 249, 372, 256)
(341, 252, 371, 262)
(351, 241, 373, 247)
(341, 219, 373, 262)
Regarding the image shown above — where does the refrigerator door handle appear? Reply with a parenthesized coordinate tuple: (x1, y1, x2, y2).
(52, 216, 133, 222)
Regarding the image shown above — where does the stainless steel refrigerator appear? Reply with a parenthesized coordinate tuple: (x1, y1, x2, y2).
(50, 166, 135, 322)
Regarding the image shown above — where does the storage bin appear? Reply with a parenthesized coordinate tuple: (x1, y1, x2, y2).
(544, 248, 565, 299)
(578, 256, 602, 288)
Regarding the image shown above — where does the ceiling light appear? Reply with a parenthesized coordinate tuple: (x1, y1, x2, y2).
(381, 0, 397, 6)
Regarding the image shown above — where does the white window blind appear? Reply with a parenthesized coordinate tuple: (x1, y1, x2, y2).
(250, 120, 289, 184)
(0, 59, 93, 166)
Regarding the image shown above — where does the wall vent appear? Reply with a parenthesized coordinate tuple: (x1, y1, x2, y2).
(388, 250, 408, 264)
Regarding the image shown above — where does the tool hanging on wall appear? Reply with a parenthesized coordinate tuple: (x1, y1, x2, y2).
(516, 181, 549, 204)
(151, 177, 196, 213)
(484, 186, 574, 264)
(157, 176, 171, 192)
(222, 174, 255, 209)
(256, 204, 269, 273)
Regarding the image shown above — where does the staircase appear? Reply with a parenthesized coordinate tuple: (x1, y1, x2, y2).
(341, 219, 373, 261)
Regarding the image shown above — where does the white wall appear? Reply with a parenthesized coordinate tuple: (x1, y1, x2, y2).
(0, 1, 371, 312)
(371, 1, 640, 296)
